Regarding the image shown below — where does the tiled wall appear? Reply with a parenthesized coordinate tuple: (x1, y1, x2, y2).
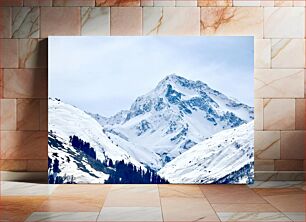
(0, 0, 305, 181)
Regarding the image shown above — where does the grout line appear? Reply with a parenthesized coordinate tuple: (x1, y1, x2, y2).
(96, 184, 112, 221)
(198, 185, 223, 222)
(38, 6, 41, 39)
(255, 192, 294, 221)
(157, 184, 165, 222)
(261, 98, 265, 131)
(205, 185, 295, 221)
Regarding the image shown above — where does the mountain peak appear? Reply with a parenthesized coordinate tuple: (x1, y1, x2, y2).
(89, 74, 254, 171)
(157, 74, 208, 91)
(159, 74, 189, 86)
(153, 74, 212, 102)
(163, 73, 185, 81)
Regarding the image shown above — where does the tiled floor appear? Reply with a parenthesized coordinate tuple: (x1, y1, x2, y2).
(0, 181, 305, 222)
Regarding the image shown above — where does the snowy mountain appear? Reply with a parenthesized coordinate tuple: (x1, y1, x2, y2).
(97, 74, 254, 170)
(48, 98, 146, 183)
(90, 110, 129, 126)
(158, 121, 254, 184)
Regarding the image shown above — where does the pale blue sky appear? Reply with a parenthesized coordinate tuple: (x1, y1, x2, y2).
(49, 36, 254, 117)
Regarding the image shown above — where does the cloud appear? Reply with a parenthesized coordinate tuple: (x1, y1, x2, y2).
(49, 36, 254, 116)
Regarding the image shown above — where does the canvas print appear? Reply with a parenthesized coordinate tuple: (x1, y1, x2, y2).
(48, 36, 254, 184)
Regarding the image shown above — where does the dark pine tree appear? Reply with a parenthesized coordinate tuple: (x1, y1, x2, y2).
(48, 156, 52, 169)
(48, 174, 54, 184)
(55, 176, 64, 184)
(104, 160, 169, 184)
(53, 158, 60, 173)
(70, 135, 97, 160)
(108, 159, 114, 168)
(69, 135, 168, 184)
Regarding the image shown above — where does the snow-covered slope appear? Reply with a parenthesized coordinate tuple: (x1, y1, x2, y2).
(97, 74, 254, 170)
(48, 98, 143, 183)
(158, 121, 254, 184)
(48, 133, 109, 183)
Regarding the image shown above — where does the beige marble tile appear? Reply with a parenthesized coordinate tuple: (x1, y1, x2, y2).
(233, 0, 260, 6)
(255, 131, 280, 160)
(274, 0, 293, 6)
(53, 0, 95, 6)
(0, 70, 2, 99)
(19, 39, 47, 68)
(283, 212, 305, 221)
(143, 7, 200, 35)
(23, 0, 52, 6)
(249, 181, 304, 189)
(27, 159, 48, 171)
(98, 207, 163, 221)
(41, 7, 80, 38)
(255, 171, 304, 181)
(271, 39, 305, 68)
(295, 99, 305, 130)
(217, 212, 291, 221)
(0, 99, 16, 131)
(254, 160, 274, 171)
(38, 196, 104, 212)
(0, 159, 27, 171)
(0, 69, 2, 98)
(280, 131, 304, 160)
(141, 0, 154, 6)
(103, 185, 160, 207)
(275, 160, 304, 171)
(212, 203, 278, 212)
(110, 7, 142, 35)
(0, 39, 18, 68)
(255, 69, 304, 98)
(81, 7, 110, 36)
(0, 0, 23, 6)
(200, 7, 263, 37)
(293, 0, 305, 6)
(3, 69, 47, 99)
(153, 0, 175, 6)
(158, 184, 204, 198)
(1, 181, 57, 196)
(0, 196, 47, 221)
(200, 185, 266, 204)
(12, 7, 39, 38)
(161, 197, 219, 221)
(255, 99, 263, 130)
(264, 7, 305, 38)
(26, 212, 99, 222)
(96, 0, 140, 6)
(256, 188, 305, 212)
(40, 99, 47, 130)
(263, 99, 295, 130)
(176, 0, 197, 6)
(0, 131, 47, 159)
(260, 0, 274, 6)
(17, 99, 40, 130)
(304, 70, 306, 98)
(198, 0, 232, 6)
(0, 7, 11, 38)
(254, 39, 271, 68)
(255, 188, 305, 196)
(51, 184, 111, 199)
